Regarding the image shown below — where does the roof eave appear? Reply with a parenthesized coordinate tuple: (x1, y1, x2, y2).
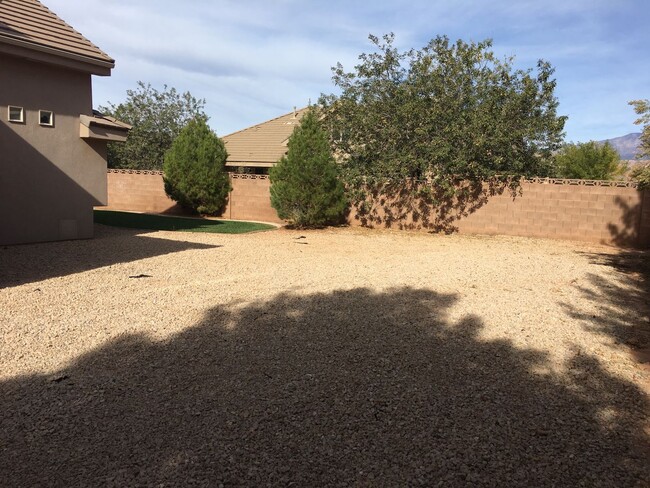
(80, 114, 132, 131)
(80, 115, 130, 142)
(0, 34, 114, 75)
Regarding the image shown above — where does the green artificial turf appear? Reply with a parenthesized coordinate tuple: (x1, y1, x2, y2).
(94, 210, 276, 234)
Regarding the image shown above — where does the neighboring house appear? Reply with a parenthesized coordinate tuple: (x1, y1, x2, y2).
(0, 0, 129, 245)
(223, 107, 307, 174)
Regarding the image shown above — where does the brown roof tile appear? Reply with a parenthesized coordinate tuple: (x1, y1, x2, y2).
(0, 0, 113, 67)
(223, 107, 308, 166)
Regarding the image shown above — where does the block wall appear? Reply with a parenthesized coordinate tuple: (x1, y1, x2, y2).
(346, 180, 649, 248)
(458, 182, 646, 247)
(102, 171, 649, 248)
(222, 174, 283, 223)
(103, 170, 282, 223)
(105, 170, 182, 214)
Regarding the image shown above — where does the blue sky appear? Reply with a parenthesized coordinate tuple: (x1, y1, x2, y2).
(47, 0, 648, 141)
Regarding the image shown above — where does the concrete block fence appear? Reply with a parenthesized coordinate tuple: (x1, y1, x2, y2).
(103, 170, 283, 224)
(101, 169, 649, 248)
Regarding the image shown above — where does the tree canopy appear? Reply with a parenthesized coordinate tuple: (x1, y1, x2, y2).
(319, 34, 567, 187)
(100, 82, 207, 170)
(553, 141, 625, 180)
(163, 118, 230, 215)
(269, 108, 347, 228)
(629, 99, 650, 159)
(629, 165, 650, 190)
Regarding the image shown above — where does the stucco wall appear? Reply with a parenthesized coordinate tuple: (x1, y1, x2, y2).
(104, 171, 649, 248)
(0, 53, 107, 245)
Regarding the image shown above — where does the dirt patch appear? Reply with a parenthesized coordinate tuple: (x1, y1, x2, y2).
(1, 225, 648, 486)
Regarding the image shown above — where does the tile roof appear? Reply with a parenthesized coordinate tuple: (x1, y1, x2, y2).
(0, 0, 114, 67)
(223, 107, 308, 166)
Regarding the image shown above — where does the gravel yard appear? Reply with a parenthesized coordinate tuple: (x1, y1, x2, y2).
(1, 224, 648, 487)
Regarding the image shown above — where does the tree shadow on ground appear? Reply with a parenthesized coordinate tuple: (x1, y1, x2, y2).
(1, 287, 647, 486)
(348, 179, 516, 233)
(0, 224, 219, 288)
(564, 250, 650, 358)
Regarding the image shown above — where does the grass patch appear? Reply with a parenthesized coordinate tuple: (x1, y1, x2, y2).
(94, 210, 276, 234)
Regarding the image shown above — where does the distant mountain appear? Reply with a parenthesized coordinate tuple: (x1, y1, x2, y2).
(597, 132, 642, 160)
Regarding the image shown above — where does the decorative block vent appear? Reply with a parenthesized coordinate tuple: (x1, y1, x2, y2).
(525, 177, 638, 188)
(231, 174, 270, 180)
(107, 169, 164, 176)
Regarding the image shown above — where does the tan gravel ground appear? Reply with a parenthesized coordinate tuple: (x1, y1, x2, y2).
(1, 224, 649, 487)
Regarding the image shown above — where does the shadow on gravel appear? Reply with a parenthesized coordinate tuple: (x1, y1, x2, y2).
(563, 250, 650, 352)
(0, 224, 219, 288)
(1, 287, 648, 486)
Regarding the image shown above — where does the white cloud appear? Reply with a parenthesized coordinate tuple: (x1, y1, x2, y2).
(47, 0, 647, 140)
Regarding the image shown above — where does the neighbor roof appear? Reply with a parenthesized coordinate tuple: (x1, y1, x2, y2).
(0, 0, 114, 74)
(223, 107, 308, 167)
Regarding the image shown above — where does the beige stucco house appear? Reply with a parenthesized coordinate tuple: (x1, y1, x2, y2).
(0, 0, 129, 245)
(223, 107, 307, 174)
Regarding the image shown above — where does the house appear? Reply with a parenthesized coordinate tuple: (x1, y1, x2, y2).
(0, 0, 129, 245)
(223, 107, 307, 174)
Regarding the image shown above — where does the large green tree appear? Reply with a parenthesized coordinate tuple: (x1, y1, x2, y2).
(629, 165, 650, 190)
(553, 141, 625, 180)
(100, 82, 207, 170)
(629, 99, 650, 159)
(270, 108, 347, 228)
(163, 118, 230, 215)
(319, 34, 566, 186)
